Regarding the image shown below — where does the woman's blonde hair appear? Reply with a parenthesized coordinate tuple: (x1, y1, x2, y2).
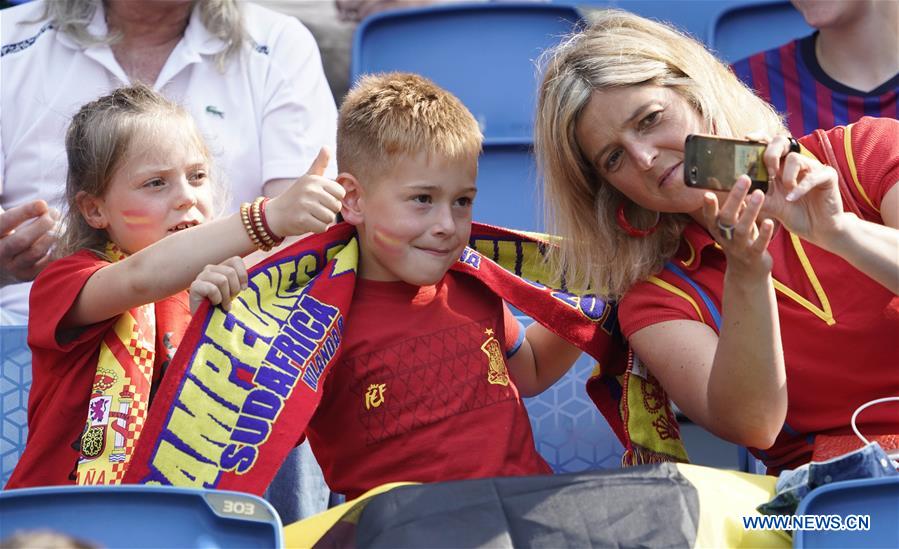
(39, 0, 244, 68)
(536, 9, 785, 298)
(57, 84, 215, 259)
(337, 72, 483, 181)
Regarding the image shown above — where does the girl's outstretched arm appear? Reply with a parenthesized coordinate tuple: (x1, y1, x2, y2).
(62, 148, 343, 330)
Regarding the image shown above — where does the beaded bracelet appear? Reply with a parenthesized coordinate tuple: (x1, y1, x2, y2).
(258, 198, 284, 246)
(250, 197, 276, 250)
(241, 197, 284, 252)
(252, 197, 284, 250)
(240, 201, 267, 251)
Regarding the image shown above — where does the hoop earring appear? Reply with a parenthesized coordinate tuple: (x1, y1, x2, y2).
(616, 204, 660, 238)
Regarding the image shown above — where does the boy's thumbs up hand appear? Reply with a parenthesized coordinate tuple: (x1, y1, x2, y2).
(306, 147, 331, 177)
(267, 147, 346, 237)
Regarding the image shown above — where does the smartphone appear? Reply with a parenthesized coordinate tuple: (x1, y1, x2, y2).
(684, 134, 769, 193)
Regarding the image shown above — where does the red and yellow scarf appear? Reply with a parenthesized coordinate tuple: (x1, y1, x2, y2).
(122, 223, 680, 493)
(75, 243, 157, 485)
(75, 243, 189, 486)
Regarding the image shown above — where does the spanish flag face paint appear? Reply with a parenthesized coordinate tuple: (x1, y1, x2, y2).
(370, 227, 408, 257)
(356, 152, 477, 286)
(95, 121, 214, 254)
(120, 209, 154, 228)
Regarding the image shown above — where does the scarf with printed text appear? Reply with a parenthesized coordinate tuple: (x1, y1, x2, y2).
(122, 222, 676, 494)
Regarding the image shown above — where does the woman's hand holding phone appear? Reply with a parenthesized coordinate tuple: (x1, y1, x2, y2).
(686, 133, 846, 249)
(760, 136, 845, 248)
(702, 177, 775, 279)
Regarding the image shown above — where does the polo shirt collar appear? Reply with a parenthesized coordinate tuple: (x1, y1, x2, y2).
(54, 3, 129, 84)
(674, 221, 721, 271)
(52, 2, 107, 50)
(155, 3, 227, 86)
(56, 2, 225, 54)
(53, 2, 227, 86)
(180, 3, 228, 57)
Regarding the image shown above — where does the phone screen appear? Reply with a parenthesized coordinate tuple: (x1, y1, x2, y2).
(684, 135, 768, 193)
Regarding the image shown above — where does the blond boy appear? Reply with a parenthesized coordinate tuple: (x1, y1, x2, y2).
(303, 73, 581, 500)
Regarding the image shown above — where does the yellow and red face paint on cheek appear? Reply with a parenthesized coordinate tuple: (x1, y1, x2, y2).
(120, 209, 154, 229)
(370, 226, 408, 257)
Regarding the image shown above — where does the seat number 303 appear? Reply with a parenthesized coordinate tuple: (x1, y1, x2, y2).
(222, 499, 256, 516)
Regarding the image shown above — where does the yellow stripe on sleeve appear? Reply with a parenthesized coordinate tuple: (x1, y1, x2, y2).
(647, 276, 706, 325)
(843, 123, 879, 213)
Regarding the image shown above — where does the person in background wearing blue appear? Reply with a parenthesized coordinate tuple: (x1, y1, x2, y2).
(732, 0, 897, 137)
(0, 0, 336, 522)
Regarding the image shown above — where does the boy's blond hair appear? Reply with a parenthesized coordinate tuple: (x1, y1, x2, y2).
(337, 72, 483, 180)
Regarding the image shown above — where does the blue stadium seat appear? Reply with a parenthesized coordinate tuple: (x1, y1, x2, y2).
(793, 476, 899, 548)
(352, 3, 582, 143)
(477, 143, 541, 231)
(352, 3, 583, 231)
(0, 485, 284, 547)
(709, 0, 811, 62)
(553, 0, 811, 62)
(519, 318, 624, 473)
(557, 0, 719, 42)
(0, 325, 30, 487)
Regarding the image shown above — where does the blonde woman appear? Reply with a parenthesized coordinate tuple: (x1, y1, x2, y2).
(536, 10, 899, 473)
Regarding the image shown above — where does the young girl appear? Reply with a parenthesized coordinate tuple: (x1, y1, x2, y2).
(5, 84, 344, 488)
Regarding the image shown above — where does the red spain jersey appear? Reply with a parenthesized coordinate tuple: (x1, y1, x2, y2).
(305, 271, 550, 500)
(732, 33, 898, 138)
(619, 117, 899, 473)
(7, 251, 190, 489)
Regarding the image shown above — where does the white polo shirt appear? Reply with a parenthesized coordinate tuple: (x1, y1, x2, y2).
(0, 0, 339, 323)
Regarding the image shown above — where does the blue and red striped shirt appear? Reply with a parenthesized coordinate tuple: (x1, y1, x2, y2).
(732, 32, 898, 137)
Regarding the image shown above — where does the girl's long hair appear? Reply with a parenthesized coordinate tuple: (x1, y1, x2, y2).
(56, 84, 217, 259)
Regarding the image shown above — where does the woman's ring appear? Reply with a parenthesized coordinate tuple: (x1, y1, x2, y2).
(717, 220, 735, 241)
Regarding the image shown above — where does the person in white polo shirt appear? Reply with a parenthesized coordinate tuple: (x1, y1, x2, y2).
(0, 0, 338, 324)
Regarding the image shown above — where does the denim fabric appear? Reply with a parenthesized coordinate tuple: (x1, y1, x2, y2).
(758, 442, 899, 515)
(263, 442, 331, 525)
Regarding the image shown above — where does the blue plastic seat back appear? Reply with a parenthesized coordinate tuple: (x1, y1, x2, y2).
(1, 325, 31, 487)
(556, 0, 719, 42)
(0, 485, 284, 547)
(352, 3, 582, 144)
(519, 318, 624, 473)
(709, 0, 812, 62)
(793, 476, 899, 548)
(353, 3, 581, 230)
(549, 0, 742, 43)
(552, 0, 811, 62)
(475, 144, 542, 231)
